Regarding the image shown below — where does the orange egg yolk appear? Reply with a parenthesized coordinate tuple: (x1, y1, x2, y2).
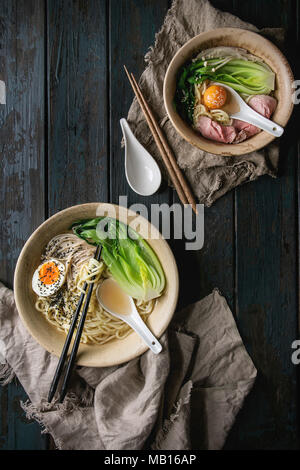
(203, 85, 227, 110)
(39, 261, 60, 285)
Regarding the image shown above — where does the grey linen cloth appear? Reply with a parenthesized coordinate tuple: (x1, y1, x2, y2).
(126, 0, 284, 206)
(0, 282, 256, 450)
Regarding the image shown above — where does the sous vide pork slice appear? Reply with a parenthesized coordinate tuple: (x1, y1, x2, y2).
(248, 94, 277, 119)
(233, 119, 261, 143)
(195, 95, 277, 144)
(233, 95, 277, 142)
(195, 116, 237, 143)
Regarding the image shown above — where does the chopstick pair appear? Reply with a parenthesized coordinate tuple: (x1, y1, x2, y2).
(48, 244, 102, 403)
(124, 65, 198, 215)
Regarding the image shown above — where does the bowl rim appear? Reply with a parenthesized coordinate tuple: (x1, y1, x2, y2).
(163, 27, 295, 156)
(14, 202, 179, 366)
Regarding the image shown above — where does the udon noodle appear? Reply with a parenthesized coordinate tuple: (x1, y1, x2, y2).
(35, 233, 155, 344)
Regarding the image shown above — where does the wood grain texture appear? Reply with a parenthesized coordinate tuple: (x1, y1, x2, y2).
(171, 191, 235, 311)
(109, 0, 171, 210)
(0, 0, 299, 450)
(174, 0, 236, 313)
(220, 0, 300, 450)
(0, 0, 47, 450)
(47, 0, 109, 214)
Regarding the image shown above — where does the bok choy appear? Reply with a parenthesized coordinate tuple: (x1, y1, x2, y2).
(71, 217, 166, 302)
(175, 55, 275, 123)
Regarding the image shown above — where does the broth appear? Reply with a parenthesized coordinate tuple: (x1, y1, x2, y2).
(222, 90, 240, 115)
(98, 278, 132, 316)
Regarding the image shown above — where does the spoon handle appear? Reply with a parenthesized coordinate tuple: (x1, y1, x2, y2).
(232, 108, 284, 137)
(125, 314, 162, 354)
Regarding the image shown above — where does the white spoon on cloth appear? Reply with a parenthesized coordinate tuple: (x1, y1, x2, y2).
(120, 118, 162, 196)
(213, 82, 284, 137)
(96, 278, 162, 354)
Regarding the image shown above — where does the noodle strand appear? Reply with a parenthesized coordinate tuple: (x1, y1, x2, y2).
(35, 233, 155, 345)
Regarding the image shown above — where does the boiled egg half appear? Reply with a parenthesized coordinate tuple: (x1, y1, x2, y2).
(32, 259, 66, 297)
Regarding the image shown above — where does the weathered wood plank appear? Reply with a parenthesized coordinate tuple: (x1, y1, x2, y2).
(171, 191, 235, 311)
(109, 0, 171, 210)
(109, 0, 229, 314)
(222, 0, 299, 449)
(47, 0, 109, 215)
(0, 0, 298, 451)
(0, 0, 47, 450)
(47, 0, 109, 448)
(227, 154, 299, 450)
(173, 0, 236, 317)
(297, 0, 300, 341)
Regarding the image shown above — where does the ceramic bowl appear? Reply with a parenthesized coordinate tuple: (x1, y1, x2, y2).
(163, 28, 294, 156)
(14, 203, 179, 367)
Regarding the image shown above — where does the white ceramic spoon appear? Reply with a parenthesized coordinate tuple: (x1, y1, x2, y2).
(213, 82, 284, 137)
(96, 278, 162, 354)
(120, 118, 162, 196)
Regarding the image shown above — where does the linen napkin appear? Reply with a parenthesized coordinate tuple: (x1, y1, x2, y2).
(0, 282, 256, 450)
(126, 0, 284, 206)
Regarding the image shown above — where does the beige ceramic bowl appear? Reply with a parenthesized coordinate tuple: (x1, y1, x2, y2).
(14, 203, 179, 367)
(164, 28, 294, 156)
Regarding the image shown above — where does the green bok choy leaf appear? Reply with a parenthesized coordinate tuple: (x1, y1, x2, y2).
(71, 217, 166, 302)
(175, 56, 275, 123)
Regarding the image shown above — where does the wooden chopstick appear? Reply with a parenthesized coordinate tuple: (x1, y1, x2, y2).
(124, 68, 188, 207)
(123, 66, 188, 207)
(130, 72, 198, 213)
(124, 65, 198, 215)
(47, 280, 89, 402)
(48, 244, 102, 403)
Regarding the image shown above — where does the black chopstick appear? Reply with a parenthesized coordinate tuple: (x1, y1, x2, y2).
(48, 244, 102, 403)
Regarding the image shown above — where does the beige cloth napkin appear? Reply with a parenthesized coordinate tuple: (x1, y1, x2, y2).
(126, 0, 284, 206)
(0, 282, 256, 450)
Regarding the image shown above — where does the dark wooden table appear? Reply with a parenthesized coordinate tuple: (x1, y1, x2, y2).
(0, 0, 299, 450)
